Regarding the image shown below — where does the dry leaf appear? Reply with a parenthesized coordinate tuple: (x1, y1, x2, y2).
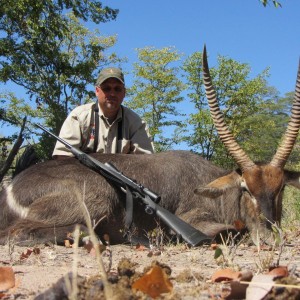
(135, 244, 147, 251)
(20, 249, 33, 260)
(210, 243, 218, 250)
(32, 248, 40, 255)
(268, 266, 289, 278)
(132, 265, 173, 298)
(147, 251, 153, 257)
(246, 274, 276, 300)
(222, 270, 253, 299)
(20, 247, 40, 260)
(211, 268, 242, 282)
(84, 241, 106, 255)
(0, 267, 15, 290)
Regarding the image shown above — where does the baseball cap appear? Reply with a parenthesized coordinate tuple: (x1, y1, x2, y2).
(96, 67, 125, 86)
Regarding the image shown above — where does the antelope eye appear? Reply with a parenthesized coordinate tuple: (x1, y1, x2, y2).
(242, 186, 249, 193)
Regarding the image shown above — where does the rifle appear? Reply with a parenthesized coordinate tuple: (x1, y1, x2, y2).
(37, 124, 212, 247)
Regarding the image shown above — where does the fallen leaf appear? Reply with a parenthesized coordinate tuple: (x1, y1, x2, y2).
(32, 248, 40, 255)
(132, 265, 173, 298)
(246, 274, 276, 300)
(20, 247, 40, 260)
(147, 251, 153, 257)
(0, 267, 15, 290)
(268, 266, 289, 278)
(135, 244, 147, 251)
(211, 268, 242, 282)
(210, 243, 218, 250)
(222, 270, 253, 299)
(20, 249, 33, 260)
(84, 241, 106, 255)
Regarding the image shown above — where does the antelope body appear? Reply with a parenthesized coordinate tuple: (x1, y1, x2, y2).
(0, 48, 300, 245)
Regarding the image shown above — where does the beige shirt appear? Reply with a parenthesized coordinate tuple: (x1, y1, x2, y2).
(52, 102, 154, 157)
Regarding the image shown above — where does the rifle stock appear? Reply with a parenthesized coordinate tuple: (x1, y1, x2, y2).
(37, 124, 212, 247)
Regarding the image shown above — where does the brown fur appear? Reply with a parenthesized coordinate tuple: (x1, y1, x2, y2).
(0, 150, 299, 245)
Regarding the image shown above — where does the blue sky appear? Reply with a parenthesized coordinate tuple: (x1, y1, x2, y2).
(97, 0, 300, 149)
(99, 0, 300, 95)
(1, 0, 300, 143)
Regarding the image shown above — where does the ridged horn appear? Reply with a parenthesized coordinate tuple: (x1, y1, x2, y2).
(202, 45, 256, 172)
(270, 60, 300, 168)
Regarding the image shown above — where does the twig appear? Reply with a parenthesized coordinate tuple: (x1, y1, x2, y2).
(93, 215, 107, 230)
(79, 182, 114, 299)
(240, 281, 300, 289)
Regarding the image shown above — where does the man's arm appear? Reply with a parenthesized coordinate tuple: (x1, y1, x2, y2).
(130, 121, 155, 154)
(121, 107, 154, 154)
(52, 114, 83, 158)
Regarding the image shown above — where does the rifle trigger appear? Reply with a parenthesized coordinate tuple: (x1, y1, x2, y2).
(132, 191, 140, 199)
(145, 205, 154, 215)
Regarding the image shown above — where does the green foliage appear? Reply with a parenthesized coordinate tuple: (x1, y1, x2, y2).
(282, 186, 300, 230)
(260, 0, 282, 7)
(0, 1, 120, 158)
(126, 46, 186, 151)
(0, 92, 41, 138)
(238, 91, 300, 165)
(183, 51, 272, 168)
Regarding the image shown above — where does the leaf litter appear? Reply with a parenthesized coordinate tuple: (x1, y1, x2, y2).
(1, 231, 300, 299)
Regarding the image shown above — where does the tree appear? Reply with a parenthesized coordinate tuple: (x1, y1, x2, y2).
(183, 51, 271, 168)
(260, 0, 282, 7)
(0, 1, 120, 158)
(234, 91, 300, 171)
(126, 46, 185, 151)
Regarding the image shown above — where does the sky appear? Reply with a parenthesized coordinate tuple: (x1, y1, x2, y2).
(1, 0, 300, 144)
(97, 0, 300, 149)
(99, 0, 300, 95)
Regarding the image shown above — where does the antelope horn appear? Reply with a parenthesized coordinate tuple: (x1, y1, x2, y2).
(270, 60, 300, 168)
(202, 45, 256, 172)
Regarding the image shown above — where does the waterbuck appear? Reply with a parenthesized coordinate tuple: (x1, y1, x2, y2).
(0, 48, 299, 246)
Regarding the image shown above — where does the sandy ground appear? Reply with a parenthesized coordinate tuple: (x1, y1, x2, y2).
(1, 233, 300, 299)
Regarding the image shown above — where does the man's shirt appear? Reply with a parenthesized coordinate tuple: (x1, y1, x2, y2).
(52, 103, 154, 157)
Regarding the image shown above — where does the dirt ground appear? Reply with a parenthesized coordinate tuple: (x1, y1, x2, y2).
(1, 230, 300, 300)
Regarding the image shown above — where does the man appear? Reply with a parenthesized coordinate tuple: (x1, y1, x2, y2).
(52, 67, 154, 158)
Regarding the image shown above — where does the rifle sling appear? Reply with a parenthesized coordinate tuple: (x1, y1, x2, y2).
(93, 102, 99, 153)
(83, 153, 134, 238)
(124, 185, 134, 237)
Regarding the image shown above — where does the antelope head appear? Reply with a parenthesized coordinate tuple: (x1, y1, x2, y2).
(196, 45, 300, 243)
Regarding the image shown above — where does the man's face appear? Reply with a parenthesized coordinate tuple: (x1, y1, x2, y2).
(95, 78, 126, 119)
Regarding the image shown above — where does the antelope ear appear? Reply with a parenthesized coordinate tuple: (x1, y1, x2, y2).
(194, 171, 242, 199)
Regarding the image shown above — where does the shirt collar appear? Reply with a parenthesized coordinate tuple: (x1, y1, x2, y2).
(97, 104, 123, 125)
